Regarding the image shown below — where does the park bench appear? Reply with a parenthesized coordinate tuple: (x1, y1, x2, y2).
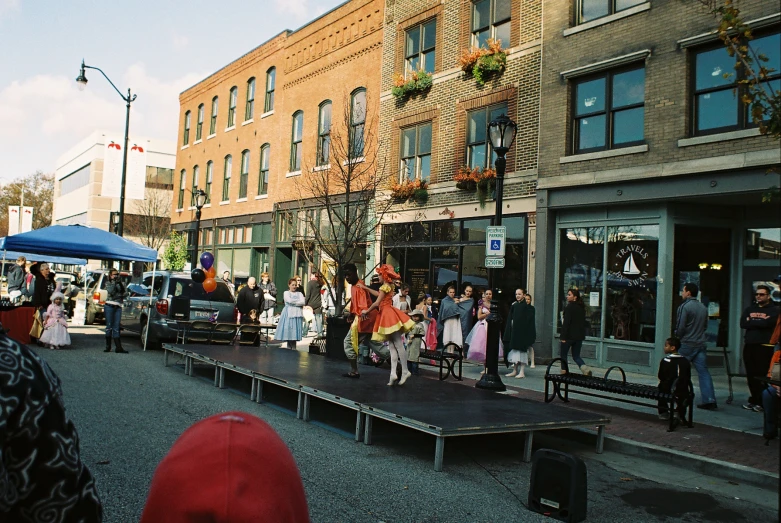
(544, 358, 694, 432)
(418, 341, 463, 381)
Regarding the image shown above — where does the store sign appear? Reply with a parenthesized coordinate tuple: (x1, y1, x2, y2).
(485, 226, 506, 257)
(612, 244, 651, 287)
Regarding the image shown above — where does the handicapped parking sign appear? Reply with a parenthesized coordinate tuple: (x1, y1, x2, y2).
(485, 226, 506, 256)
(491, 239, 502, 251)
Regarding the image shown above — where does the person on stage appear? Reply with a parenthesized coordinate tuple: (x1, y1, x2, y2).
(275, 278, 305, 350)
(359, 265, 415, 386)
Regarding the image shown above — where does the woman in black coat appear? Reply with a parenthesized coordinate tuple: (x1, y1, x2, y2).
(560, 289, 590, 375)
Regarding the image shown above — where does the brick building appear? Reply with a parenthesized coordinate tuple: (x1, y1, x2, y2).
(377, 0, 542, 308)
(171, 0, 384, 287)
(533, 1, 780, 373)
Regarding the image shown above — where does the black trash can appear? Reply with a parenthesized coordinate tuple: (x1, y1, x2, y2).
(325, 316, 350, 361)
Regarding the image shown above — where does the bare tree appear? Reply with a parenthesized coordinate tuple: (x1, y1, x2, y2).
(124, 188, 173, 252)
(0, 171, 54, 235)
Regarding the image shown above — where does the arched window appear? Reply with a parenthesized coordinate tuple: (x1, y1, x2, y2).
(290, 111, 303, 172)
(210, 96, 218, 135)
(317, 100, 332, 166)
(227, 86, 238, 127)
(205, 161, 213, 203)
(245, 77, 256, 121)
(183, 111, 191, 146)
(191, 165, 200, 206)
(350, 88, 366, 158)
(196, 104, 204, 140)
(222, 155, 232, 202)
(259, 144, 270, 196)
(178, 169, 186, 209)
(239, 150, 250, 199)
(264, 67, 276, 112)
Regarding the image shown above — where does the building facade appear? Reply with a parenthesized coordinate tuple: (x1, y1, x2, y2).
(171, 0, 384, 287)
(534, 1, 781, 373)
(52, 130, 175, 269)
(377, 0, 542, 309)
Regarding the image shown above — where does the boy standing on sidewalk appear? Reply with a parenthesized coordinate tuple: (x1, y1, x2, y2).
(676, 283, 717, 410)
(657, 337, 692, 425)
(740, 285, 780, 412)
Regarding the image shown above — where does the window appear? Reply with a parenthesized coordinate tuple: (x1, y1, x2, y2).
(59, 164, 90, 196)
(222, 155, 232, 202)
(259, 144, 270, 195)
(239, 150, 249, 199)
(579, 0, 645, 24)
(405, 19, 436, 75)
(400, 122, 432, 182)
(573, 66, 645, 153)
(466, 102, 507, 168)
(183, 111, 191, 145)
(196, 104, 204, 141)
(746, 228, 781, 259)
(178, 169, 186, 209)
(290, 111, 303, 171)
(245, 77, 255, 121)
(317, 101, 332, 166)
(471, 0, 511, 48)
(350, 88, 366, 158)
(205, 161, 213, 204)
(227, 86, 237, 127)
(265, 67, 276, 112)
(191, 165, 200, 206)
(693, 32, 780, 135)
(210, 96, 218, 135)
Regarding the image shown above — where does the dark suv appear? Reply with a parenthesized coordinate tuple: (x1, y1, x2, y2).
(120, 271, 237, 349)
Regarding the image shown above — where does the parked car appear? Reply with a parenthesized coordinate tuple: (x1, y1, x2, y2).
(72, 270, 132, 324)
(121, 271, 237, 350)
(54, 271, 81, 316)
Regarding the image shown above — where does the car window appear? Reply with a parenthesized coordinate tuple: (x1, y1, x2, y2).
(99, 273, 132, 289)
(85, 272, 98, 289)
(127, 283, 150, 297)
(168, 278, 235, 303)
(141, 275, 164, 295)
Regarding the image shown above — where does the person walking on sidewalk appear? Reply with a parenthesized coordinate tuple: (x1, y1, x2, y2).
(675, 282, 716, 410)
(104, 269, 128, 353)
(740, 284, 780, 412)
(560, 289, 591, 376)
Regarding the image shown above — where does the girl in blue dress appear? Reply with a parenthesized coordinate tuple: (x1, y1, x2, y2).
(274, 278, 305, 349)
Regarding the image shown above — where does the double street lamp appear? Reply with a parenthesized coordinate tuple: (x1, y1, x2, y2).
(191, 189, 208, 268)
(476, 114, 517, 392)
(76, 60, 136, 237)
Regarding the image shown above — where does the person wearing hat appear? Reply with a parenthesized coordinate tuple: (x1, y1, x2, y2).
(406, 309, 426, 376)
(40, 291, 71, 350)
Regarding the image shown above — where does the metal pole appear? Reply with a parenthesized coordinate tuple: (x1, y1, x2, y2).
(476, 152, 506, 392)
(192, 207, 202, 269)
(18, 189, 24, 233)
(117, 93, 131, 237)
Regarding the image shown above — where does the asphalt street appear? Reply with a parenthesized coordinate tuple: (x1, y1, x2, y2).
(33, 327, 778, 523)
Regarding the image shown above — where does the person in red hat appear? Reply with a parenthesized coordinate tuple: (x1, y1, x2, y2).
(140, 412, 309, 523)
(358, 264, 415, 386)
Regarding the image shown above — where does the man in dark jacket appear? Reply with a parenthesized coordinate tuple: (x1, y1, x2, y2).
(237, 277, 261, 320)
(740, 284, 780, 412)
(675, 282, 716, 410)
(104, 269, 127, 353)
(305, 272, 324, 337)
(31, 263, 53, 311)
(6, 256, 25, 302)
(503, 291, 536, 369)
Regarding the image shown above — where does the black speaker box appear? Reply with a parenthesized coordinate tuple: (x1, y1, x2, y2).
(169, 296, 191, 321)
(528, 449, 587, 523)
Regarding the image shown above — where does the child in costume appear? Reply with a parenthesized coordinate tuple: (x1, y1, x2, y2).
(406, 310, 426, 376)
(275, 278, 305, 350)
(359, 265, 415, 386)
(464, 289, 504, 373)
(40, 291, 71, 350)
(657, 337, 692, 425)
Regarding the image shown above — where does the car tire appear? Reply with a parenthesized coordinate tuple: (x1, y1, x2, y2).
(141, 322, 162, 351)
(85, 307, 95, 325)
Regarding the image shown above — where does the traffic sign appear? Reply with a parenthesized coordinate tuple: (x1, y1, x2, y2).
(485, 257, 505, 268)
(485, 226, 506, 256)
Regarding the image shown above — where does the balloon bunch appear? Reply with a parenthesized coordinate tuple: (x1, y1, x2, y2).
(191, 252, 217, 293)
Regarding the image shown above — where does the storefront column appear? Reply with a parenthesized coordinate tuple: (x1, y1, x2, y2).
(533, 190, 556, 360)
(527, 213, 536, 299)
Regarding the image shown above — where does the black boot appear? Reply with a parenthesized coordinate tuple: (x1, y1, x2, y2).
(104, 337, 112, 352)
(114, 337, 127, 354)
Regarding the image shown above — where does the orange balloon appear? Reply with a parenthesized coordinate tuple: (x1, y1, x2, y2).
(202, 278, 217, 293)
(205, 266, 216, 279)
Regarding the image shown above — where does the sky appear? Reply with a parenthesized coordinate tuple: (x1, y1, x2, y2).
(0, 0, 345, 183)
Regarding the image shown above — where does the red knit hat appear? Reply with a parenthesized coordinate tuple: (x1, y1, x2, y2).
(140, 412, 309, 523)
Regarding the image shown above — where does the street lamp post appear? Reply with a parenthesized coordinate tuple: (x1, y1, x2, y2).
(476, 114, 517, 392)
(76, 60, 136, 237)
(191, 189, 208, 268)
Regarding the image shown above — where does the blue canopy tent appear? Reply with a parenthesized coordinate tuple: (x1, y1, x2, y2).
(0, 244, 87, 266)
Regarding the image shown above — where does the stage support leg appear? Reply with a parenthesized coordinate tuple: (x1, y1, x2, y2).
(523, 431, 534, 463)
(596, 425, 605, 454)
(434, 436, 445, 472)
(363, 415, 373, 445)
(164, 349, 169, 367)
(186, 356, 192, 376)
(214, 366, 220, 387)
(296, 392, 303, 420)
(355, 412, 365, 442)
(302, 395, 310, 422)
(250, 378, 257, 401)
(218, 368, 225, 389)
(255, 380, 264, 404)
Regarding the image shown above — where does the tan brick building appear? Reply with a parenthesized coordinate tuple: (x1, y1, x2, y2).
(172, 0, 384, 286)
(534, 1, 780, 373)
(377, 0, 542, 308)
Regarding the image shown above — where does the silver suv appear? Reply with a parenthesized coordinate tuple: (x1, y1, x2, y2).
(120, 271, 237, 349)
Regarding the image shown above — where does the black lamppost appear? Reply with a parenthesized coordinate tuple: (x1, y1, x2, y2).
(191, 189, 208, 268)
(476, 114, 517, 392)
(76, 60, 136, 237)
(108, 211, 120, 234)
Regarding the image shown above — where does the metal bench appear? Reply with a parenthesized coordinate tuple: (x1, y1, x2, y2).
(418, 342, 463, 381)
(544, 358, 694, 432)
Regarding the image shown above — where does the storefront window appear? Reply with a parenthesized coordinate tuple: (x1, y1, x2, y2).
(432, 220, 460, 242)
(433, 261, 460, 298)
(494, 244, 524, 310)
(604, 225, 659, 343)
(503, 216, 526, 242)
(461, 245, 489, 289)
(559, 227, 605, 338)
(746, 228, 781, 259)
(384, 248, 404, 273)
(432, 246, 458, 259)
(405, 248, 430, 298)
(233, 248, 251, 284)
(463, 219, 491, 242)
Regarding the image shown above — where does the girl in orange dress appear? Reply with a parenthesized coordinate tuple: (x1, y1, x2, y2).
(359, 264, 416, 386)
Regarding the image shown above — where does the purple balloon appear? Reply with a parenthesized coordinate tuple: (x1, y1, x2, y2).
(200, 251, 214, 270)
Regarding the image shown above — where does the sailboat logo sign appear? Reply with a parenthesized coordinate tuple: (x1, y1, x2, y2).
(613, 245, 650, 286)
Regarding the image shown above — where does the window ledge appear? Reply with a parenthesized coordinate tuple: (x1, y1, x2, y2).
(181, 144, 189, 150)
(225, 126, 236, 132)
(236, 197, 248, 202)
(203, 204, 212, 208)
(176, 208, 184, 212)
(560, 49, 651, 80)
(242, 119, 254, 126)
(187, 206, 196, 211)
(678, 128, 761, 148)
(564, 3, 651, 37)
(207, 134, 216, 140)
(560, 144, 648, 164)
(313, 164, 331, 172)
(219, 200, 231, 206)
(255, 194, 269, 200)
(261, 110, 274, 119)
(286, 170, 302, 177)
(342, 157, 365, 166)
(677, 13, 780, 48)
(194, 139, 202, 145)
